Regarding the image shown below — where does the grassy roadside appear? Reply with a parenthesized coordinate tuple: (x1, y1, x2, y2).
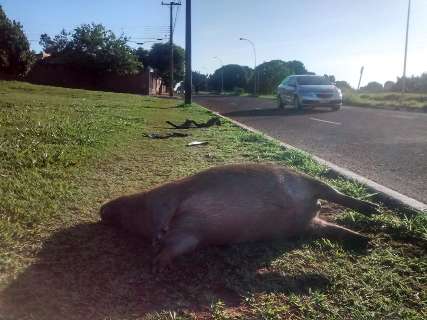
(0, 81, 426, 320)
(343, 91, 427, 111)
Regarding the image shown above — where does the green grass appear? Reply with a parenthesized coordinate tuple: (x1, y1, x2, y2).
(257, 94, 276, 100)
(0, 81, 426, 320)
(343, 91, 427, 110)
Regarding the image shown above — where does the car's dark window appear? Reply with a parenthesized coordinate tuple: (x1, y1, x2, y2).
(287, 77, 296, 86)
(296, 76, 331, 85)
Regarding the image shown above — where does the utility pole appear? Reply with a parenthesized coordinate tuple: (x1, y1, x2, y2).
(162, 1, 181, 97)
(402, 0, 411, 95)
(184, 0, 192, 104)
(357, 66, 364, 90)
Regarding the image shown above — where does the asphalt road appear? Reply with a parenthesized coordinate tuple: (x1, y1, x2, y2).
(194, 95, 427, 204)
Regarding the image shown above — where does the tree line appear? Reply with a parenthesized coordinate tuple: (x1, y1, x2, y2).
(0, 5, 185, 89)
(1, 5, 426, 95)
(358, 75, 427, 94)
(195, 60, 310, 95)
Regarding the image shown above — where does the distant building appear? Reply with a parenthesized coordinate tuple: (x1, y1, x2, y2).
(26, 55, 165, 95)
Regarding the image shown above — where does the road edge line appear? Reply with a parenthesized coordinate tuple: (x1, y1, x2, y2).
(208, 110, 427, 213)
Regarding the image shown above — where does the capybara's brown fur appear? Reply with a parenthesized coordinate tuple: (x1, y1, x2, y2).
(100, 164, 379, 270)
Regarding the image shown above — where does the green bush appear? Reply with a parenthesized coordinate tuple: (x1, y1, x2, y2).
(233, 87, 245, 96)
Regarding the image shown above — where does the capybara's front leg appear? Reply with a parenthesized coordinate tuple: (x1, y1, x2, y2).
(152, 232, 200, 272)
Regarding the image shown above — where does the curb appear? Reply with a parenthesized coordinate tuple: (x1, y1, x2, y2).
(209, 111, 427, 214)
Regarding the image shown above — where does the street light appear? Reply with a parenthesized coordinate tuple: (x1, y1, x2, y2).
(239, 37, 257, 95)
(401, 0, 411, 95)
(213, 56, 224, 94)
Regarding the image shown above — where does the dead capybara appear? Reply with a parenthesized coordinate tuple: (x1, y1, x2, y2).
(100, 163, 380, 270)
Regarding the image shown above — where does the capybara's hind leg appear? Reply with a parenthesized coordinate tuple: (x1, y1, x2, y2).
(152, 232, 199, 272)
(308, 218, 369, 248)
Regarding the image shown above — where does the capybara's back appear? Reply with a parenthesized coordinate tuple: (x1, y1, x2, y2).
(172, 164, 321, 244)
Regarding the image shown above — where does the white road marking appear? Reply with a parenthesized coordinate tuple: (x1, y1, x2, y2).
(309, 117, 342, 125)
(391, 115, 414, 120)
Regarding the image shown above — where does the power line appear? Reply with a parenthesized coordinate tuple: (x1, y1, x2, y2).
(173, 1, 181, 34)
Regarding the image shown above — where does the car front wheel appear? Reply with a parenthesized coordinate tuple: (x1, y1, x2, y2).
(331, 105, 341, 111)
(277, 95, 285, 109)
(294, 96, 303, 110)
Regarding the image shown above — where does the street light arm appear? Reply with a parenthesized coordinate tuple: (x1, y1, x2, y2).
(239, 37, 257, 95)
(239, 38, 256, 69)
(213, 56, 224, 66)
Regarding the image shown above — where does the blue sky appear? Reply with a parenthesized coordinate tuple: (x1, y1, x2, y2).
(2, 0, 427, 87)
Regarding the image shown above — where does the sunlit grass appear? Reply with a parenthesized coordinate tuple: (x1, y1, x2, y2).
(343, 91, 427, 110)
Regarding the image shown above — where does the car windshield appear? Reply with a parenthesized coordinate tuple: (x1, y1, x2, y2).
(296, 76, 331, 86)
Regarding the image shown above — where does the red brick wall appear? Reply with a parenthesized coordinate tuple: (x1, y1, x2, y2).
(25, 62, 163, 95)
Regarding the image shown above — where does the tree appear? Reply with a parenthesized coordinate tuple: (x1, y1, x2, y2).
(393, 73, 427, 93)
(39, 29, 69, 55)
(384, 81, 395, 91)
(147, 43, 185, 88)
(0, 6, 34, 77)
(335, 81, 352, 91)
(361, 81, 383, 93)
(324, 74, 336, 83)
(207, 60, 309, 94)
(285, 60, 307, 75)
(134, 47, 149, 67)
(192, 71, 208, 93)
(255, 60, 291, 94)
(39, 23, 141, 75)
(209, 64, 252, 92)
(253, 60, 308, 94)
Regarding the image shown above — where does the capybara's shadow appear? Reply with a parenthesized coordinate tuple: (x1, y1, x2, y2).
(1, 222, 332, 319)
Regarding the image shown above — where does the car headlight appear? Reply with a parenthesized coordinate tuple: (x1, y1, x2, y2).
(336, 89, 342, 98)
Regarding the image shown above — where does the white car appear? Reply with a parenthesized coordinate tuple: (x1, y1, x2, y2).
(277, 75, 342, 111)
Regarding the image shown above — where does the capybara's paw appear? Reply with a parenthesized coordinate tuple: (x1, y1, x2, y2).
(361, 201, 381, 216)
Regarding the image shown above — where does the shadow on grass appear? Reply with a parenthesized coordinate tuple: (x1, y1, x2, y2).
(1, 223, 335, 319)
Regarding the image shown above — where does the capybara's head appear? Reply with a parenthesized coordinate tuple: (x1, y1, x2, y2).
(100, 197, 126, 227)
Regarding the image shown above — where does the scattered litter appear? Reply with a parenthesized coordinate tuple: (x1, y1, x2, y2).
(166, 117, 221, 129)
(187, 141, 208, 147)
(143, 132, 189, 139)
